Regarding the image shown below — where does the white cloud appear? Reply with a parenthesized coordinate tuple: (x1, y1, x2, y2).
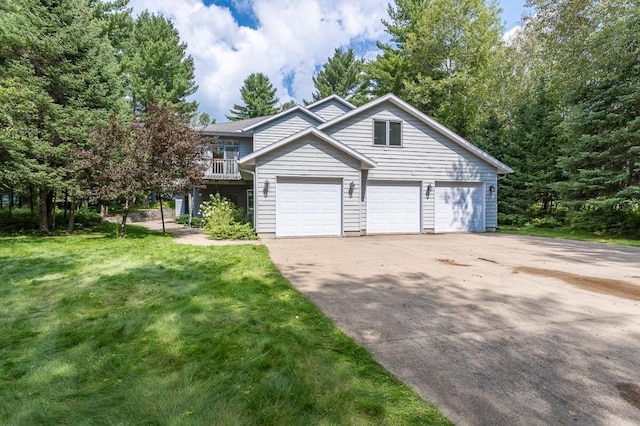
(127, 0, 390, 121)
(502, 25, 522, 44)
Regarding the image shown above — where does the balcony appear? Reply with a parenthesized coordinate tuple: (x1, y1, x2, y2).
(204, 158, 242, 180)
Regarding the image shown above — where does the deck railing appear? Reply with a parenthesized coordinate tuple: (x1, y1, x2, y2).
(204, 158, 241, 180)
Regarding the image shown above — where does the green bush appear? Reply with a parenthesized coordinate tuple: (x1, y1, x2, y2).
(568, 207, 640, 236)
(527, 216, 561, 228)
(0, 207, 103, 233)
(206, 223, 257, 240)
(175, 214, 203, 227)
(498, 213, 529, 226)
(200, 193, 256, 240)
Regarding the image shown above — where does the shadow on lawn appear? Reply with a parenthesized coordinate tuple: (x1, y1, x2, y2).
(1, 244, 433, 425)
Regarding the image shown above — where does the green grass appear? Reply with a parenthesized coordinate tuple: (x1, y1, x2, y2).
(0, 225, 450, 425)
(498, 225, 640, 247)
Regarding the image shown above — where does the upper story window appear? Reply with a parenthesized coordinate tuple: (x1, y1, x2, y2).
(373, 120, 402, 146)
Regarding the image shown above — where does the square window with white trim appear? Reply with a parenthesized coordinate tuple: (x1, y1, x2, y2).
(373, 120, 402, 146)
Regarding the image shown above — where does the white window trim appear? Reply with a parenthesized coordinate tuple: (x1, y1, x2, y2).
(372, 120, 403, 147)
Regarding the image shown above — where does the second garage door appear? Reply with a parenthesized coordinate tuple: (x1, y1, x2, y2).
(434, 182, 484, 232)
(366, 182, 421, 234)
(276, 179, 342, 237)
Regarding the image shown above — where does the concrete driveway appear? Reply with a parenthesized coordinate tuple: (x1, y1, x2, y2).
(264, 233, 640, 426)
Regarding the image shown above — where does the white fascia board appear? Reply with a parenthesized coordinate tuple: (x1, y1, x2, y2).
(305, 94, 357, 111)
(238, 127, 377, 169)
(318, 93, 514, 174)
(241, 106, 325, 131)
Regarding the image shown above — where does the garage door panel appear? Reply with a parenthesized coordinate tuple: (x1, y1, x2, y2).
(366, 182, 421, 234)
(276, 180, 341, 237)
(435, 183, 484, 232)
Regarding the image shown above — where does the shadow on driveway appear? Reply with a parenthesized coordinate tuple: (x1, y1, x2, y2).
(265, 234, 640, 426)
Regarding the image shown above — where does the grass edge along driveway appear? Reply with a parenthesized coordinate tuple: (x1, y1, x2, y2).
(0, 227, 451, 426)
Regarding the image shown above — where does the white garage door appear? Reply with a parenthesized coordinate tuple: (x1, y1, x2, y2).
(435, 183, 485, 232)
(366, 182, 421, 234)
(276, 179, 342, 237)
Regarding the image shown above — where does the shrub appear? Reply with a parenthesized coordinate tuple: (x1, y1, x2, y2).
(175, 214, 203, 227)
(200, 193, 256, 240)
(175, 214, 189, 224)
(498, 213, 529, 226)
(206, 223, 256, 240)
(527, 216, 561, 228)
(567, 207, 640, 236)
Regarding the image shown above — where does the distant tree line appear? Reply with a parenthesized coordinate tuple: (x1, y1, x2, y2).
(0, 0, 206, 236)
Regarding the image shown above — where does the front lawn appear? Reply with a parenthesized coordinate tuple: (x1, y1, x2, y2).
(498, 225, 640, 247)
(0, 226, 449, 425)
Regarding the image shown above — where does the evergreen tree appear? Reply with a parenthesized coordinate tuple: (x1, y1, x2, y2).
(312, 48, 365, 103)
(0, 0, 125, 233)
(554, 7, 640, 207)
(227, 73, 279, 121)
(122, 11, 198, 116)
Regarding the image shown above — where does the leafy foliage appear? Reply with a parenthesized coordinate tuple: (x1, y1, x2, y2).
(86, 103, 204, 237)
(200, 193, 256, 240)
(365, 0, 502, 137)
(227, 73, 279, 121)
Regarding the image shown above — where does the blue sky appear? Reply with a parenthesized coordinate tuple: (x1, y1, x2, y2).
(205, 0, 528, 31)
(129, 0, 529, 121)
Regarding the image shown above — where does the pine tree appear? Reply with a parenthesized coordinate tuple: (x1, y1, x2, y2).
(122, 11, 198, 116)
(312, 48, 365, 102)
(227, 73, 279, 121)
(554, 7, 640, 207)
(0, 0, 125, 233)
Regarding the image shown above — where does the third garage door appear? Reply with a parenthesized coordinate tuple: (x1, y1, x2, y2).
(366, 182, 421, 234)
(435, 182, 484, 232)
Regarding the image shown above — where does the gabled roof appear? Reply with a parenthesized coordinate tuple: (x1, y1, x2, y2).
(196, 115, 273, 135)
(305, 94, 356, 111)
(238, 127, 377, 169)
(241, 105, 325, 131)
(318, 93, 514, 174)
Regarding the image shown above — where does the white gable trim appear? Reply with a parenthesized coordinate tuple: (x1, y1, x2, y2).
(238, 127, 377, 169)
(241, 105, 325, 131)
(305, 94, 356, 111)
(318, 93, 514, 174)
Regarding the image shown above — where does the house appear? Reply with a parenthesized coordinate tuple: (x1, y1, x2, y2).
(175, 93, 513, 237)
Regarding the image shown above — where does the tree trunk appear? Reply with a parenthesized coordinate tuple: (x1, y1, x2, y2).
(63, 190, 68, 221)
(159, 194, 166, 234)
(48, 191, 55, 230)
(29, 186, 36, 227)
(8, 189, 13, 218)
(67, 199, 77, 233)
(38, 188, 50, 235)
(118, 198, 131, 238)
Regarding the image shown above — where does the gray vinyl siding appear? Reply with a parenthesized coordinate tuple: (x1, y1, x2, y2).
(325, 104, 499, 230)
(253, 112, 319, 150)
(308, 99, 352, 121)
(255, 135, 360, 234)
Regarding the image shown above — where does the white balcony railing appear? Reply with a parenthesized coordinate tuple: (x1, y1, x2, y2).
(204, 158, 241, 180)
